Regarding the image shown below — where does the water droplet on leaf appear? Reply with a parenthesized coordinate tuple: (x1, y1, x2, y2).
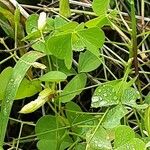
(104, 93, 107, 97)
(92, 96, 99, 102)
(98, 89, 101, 93)
(99, 97, 103, 101)
(10, 79, 14, 82)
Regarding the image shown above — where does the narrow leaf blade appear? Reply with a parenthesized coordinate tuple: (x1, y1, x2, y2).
(0, 51, 45, 148)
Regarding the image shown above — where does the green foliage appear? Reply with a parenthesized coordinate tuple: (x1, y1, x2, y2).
(54, 59, 76, 76)
(0, 67, 13, 100)
(59, 0, 71, 18)
(0, 18, 14, 38)
(46, 33, 72, 69)
(86, 126, 112, 150)
(102, 105, 128, 129)
(91, 80, 147, 109)
(66, 102, 97, 137)
(144, 106, 150, 136)
(92, 0, 110, 16)
(78, 50, 101, 73)
(114, 125, 135, 148)
(37, 139, 71, 150)
(0, 0, 149, 149)
(59, 73, 87, 103)
(25, 14, 38, 34)
(85, 16, 111, 28)
(0, 51, 45, 148)
(77, 27, 105, 56)
(16, 78, 41, 100)
(39, 71, 67, 82)
(0, 69, 41, 101)
(91, 80, 120, 107)
(114, 126, 146, 150)
(35, 115, 72, 150)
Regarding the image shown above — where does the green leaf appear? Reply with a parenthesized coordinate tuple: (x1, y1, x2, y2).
(0, 51, 45, 148)
(75, 143, 86, 150)
(46, 33, 72, 69)
(22, 30, 41, 41)
(102, 105, 128, 129)
(114, 125, 146, 150)
(35, 115, 72, 149)
(91, 80, 146, 109)
(14, 8, 24, 40)
(91, 83, 119, 108)
(92, 0, 110, 16)
(78, 51, 101, 73)
(55, 59, 76, 76)
(31, 40, 46, 53)
(37, 139, 71, 150)
(72, 23, 85, 51)
(115, 138, 146, 150)
(121, 87, 147, 109)
(0, 7, 14, 28)
(19, 88, 55, 114)
(145, 92, 150, 104)
(54, 17, 68, 29)
(0, 67, 13, 100)
(35, 115, 65, 140)
(86, 126, 112, 150)
(0, 19, 14, 38)
(66, 101, 82, 115)
(45, 18, 54, 32)
(114, 125, 135, 148)
(123, 138, 146, 150)
(59, 73, 87, 103)
(144, 106, 150, 136)
(85, 16, 111, 28)
(59, 0, 71, 18)
(66, 102, 96, 137)
(15, 78, 41, 100)
(56, 21, 78, 34)
(37, 140, 57, 150)
(50, 56, 76, 76)
(25, 14, 38, 34)
(72, 33, 85, 51)
(39, 71, 67, 82)
(77, 27, 105, 56)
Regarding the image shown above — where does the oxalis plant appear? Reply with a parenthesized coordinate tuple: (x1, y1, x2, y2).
(0, 0, 150, 149)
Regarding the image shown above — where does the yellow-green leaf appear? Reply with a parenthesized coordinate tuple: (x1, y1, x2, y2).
(19, 88, 55, 114)
(59, 0, 71, 18)
(144, 106, 150, 136)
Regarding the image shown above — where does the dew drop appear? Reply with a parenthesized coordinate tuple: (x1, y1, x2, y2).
(99, 97, 103, 101)
(98, 89, 101, 93)
(136, 91, 139, 94)
(10, 79, 14, 82)
(92, 96, 99, 103)
(103, 93, 107, 97)
(106, 136, 110, 140)
(3, 108, 7, 116)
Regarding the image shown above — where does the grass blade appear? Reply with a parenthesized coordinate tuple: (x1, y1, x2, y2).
(0, 51, 45, 149)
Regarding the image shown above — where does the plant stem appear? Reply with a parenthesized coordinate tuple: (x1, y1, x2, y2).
(131, 0, 138, 75)
(131, 0, 142, 98)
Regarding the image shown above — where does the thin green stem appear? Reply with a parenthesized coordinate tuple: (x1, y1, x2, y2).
(131, 0, 138, 75)
(130, 0, 142, 102)
(133, 109, 144, 137)
(85, 108, 109, 149)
